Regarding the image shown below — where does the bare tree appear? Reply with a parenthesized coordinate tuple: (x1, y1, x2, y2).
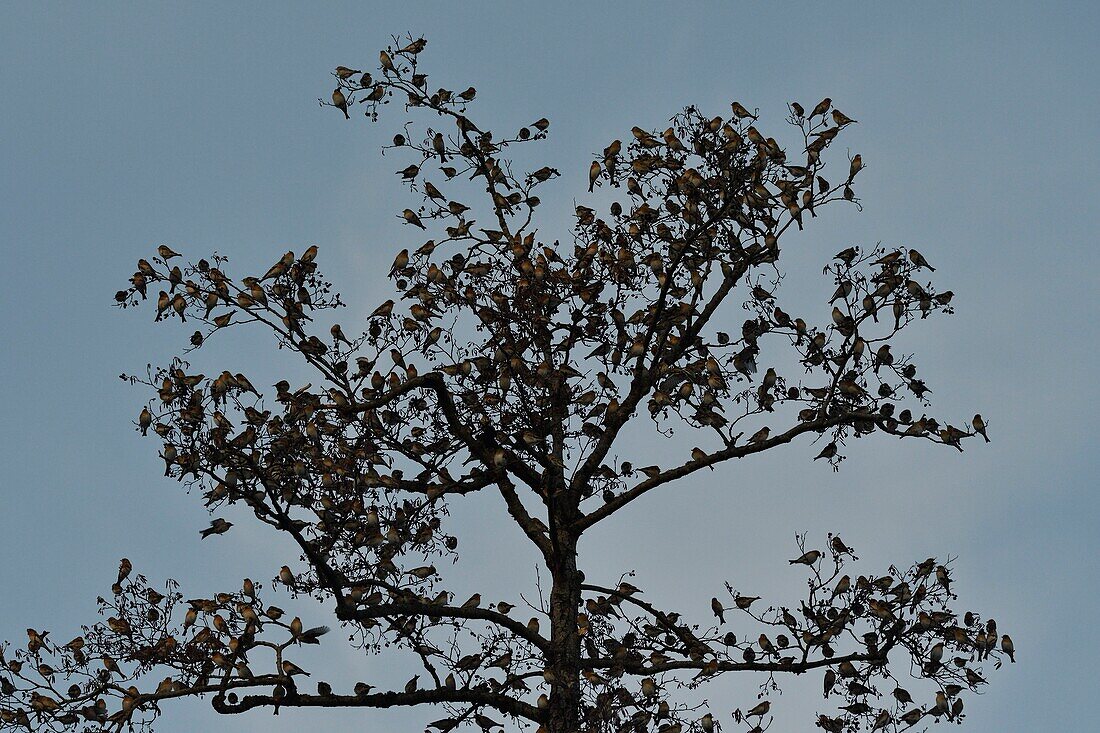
(0, 35, 1012, 733)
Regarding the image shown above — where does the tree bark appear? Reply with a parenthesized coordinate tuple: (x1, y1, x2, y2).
(546, 528, 582, 733)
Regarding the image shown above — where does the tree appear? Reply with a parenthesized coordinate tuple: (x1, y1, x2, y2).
(1, 34, 1011, 733)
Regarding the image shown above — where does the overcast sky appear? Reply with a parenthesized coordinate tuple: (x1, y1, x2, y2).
(2, 3, 1097, 732)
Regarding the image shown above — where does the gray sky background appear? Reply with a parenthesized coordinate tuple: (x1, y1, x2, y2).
(2, 3, 1097, 732)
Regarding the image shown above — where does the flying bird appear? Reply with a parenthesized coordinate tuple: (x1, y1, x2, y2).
(200, 518, 233, 539)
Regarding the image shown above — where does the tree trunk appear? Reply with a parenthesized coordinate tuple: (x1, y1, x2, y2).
(546, 529, 582, 733)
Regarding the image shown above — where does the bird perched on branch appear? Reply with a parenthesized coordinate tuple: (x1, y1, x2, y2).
(332, 88, 350, 119)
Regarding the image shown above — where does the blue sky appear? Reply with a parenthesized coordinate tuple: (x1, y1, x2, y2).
(1, 3, 1097, 731)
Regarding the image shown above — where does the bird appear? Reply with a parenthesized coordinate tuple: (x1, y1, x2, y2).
(900, 708, 923, 726)
(138, 408, 152, 436)
(829, 281, 853, 303)
(588, 161, 601, 192)
(972, 414, 990, 442)
(834, 247, 858, 264)
(332, 88, 349, 119)
(814, 443, 837, 461)
(746, 701, 770, 718)
(281, 660, 310, 677)
(1001, 634, 1015, 662)
(730, 101, 753, 118)
(335, 66, 360, 79)
(830, 536, 854, 556)
(748, 427, 770, 444)
(474, 714, 502, 731)
(370, 299, 395, 318)
(432, 133, 447, 162)
(389, 249, 409, 277)
(461, 593, 481, 609)
(711, 597, 726, 624)
(278, 566, 295, 586)
(157, 245, 181, 260)
(114, 558, 132, 593)
(330, 324, 351, 346)
(404, 675, 420, 693)
(155, 291, 171, 320)
(848, 154, 863, 180)
(810, 98, 832, 117)
(908, 248, 934, 271)
(200, 518, 233, 539)
(402, 209, 426, 229)
(831, 109, 857, 126)
(789, 550, 821, 565)
(734, 595, 759, 610)
(299, 626, 330, 644)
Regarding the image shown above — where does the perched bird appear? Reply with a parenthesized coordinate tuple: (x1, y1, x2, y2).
(461, 593, 482, 609)
(332, 88, 350, 119)
(748, 427, 770, 444)
(900, 708, 923, 726)
(588, 161, 601, 192)
(402, 209, 426, 229)
(113, 558, 132, 594)
(789, 550, 822, 566)
(810, 98, 832, 117)
(200, 518, 233, 539)
(814, 443, 837, 461)
(908, 248, 934, 271)
(138, 408, 152, 436)
(834, 247, 858, 264)
(155, 291, 171, 321)
(389, 249, 410, 276)
(335, 66, 360, 79)
(404, 675, 420, 693)
(711, 597, 726, 624)
(370, 299, 395, 318)
(830, 536, 854, 556)
(281, 660, 310, 677)
(746, 701, 771, 718)
(829, 281, 853, 303)
(278, 565, 295, 586)
(1001, 634, 1015, 662)
(972, 414, 990, 442)
(474, 714, 502, 731)
(730, 101, 754, 118)
(848, 154, 863, 180)
(157, 245, 181, 260)
(831, 109, 857, 126)
(330, 324, 351, 346)
(735, 595, 759, 610)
